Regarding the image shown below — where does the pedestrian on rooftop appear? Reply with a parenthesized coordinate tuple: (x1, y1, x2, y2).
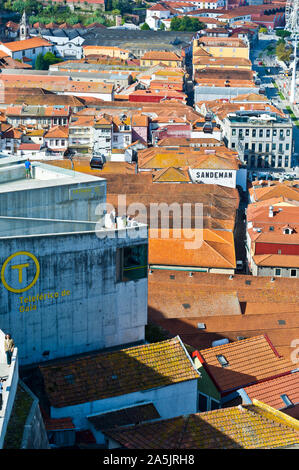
(25, 158, 31, 179)
(4, 334, 14, 367)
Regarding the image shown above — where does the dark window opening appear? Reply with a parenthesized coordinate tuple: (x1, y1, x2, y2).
(116, 244, 148, 282)
(198, 393, 208, 412)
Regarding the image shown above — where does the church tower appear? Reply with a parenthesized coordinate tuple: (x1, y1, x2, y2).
(19, 10, 29, 41)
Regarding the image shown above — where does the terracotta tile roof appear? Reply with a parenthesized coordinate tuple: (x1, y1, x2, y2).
(141, 51, 181, 62)
(148, 3, 170, 10)
(196, 36, 248, 48)
(87, 403, 160, 430)
(194, 57, 252, 67)
(198, 335, 294, 393)
(44, 417, 75, 431)
(39, 337, 199, 408)
(44, 126, 69, 139)
(138, 147, 239, 170)
(18, 143, 42, 150)
(249, 184, 299, 203)
(103, 401, 299, 449)
(131, 114, 148, 127)
(0, 38, 52, 52)
(247, 204, 299, 236)
(231, 93, 269, 102)
(157, 137, 222, 147)
(153, 167, 191, 183)
(2, 127, 22, 139)
(253, 254, 299, 268)
(149, 229, 236, 269)
(244, 371, 299, 412)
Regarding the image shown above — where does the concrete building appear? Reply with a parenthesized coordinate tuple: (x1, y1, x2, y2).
(0, 157, 148, 365)
(222, 110, 293, 170)
(38, 336, 200, 446)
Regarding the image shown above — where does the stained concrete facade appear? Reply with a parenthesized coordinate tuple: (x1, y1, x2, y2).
(0, 160, 148, 365)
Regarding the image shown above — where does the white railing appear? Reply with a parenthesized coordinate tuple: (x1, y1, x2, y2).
(0, 329, 19, 449)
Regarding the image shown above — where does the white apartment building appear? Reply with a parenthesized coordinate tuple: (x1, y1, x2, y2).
(221, 110, 294, 170)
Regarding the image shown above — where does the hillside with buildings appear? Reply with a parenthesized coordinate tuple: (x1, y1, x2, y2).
(0, 0, 298, 453)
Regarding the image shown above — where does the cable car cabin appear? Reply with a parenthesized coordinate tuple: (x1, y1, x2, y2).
(203, 123, 213, 134)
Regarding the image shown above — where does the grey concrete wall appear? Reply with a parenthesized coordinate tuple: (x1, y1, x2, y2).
(20, 380, 50, 449)
(0, 228, 148, 365)
(0, 216, 97, 237)
(0, 180, 106, 223)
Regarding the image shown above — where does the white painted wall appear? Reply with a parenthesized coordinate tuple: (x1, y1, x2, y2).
(51, 379, 199, 444)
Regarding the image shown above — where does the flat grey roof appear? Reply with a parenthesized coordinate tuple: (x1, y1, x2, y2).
(0, 161, 105, 194)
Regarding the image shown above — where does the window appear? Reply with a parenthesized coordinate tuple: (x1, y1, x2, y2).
(245, 143, 248, 150)
(258, 143, 262, 152)
(251, 143, 255, 151)
(116, 244, 148, 282)
(286, 143, 289, 151)
(198, 393, 208, 412)
(266, 129, 270, 138)
(231, 142, 236, 148)
(273, 129, 277, 136)
(210, 399, 220, 410)
(252, 129, 256, 137)
(286, 129, 291, 136)
(245, 129, 249, 136)
(279, 143, 283, 152)
(275, 268, 281, 276)
(232, 129, 236, 136)
(272, 143, 276, 150)
(290, 269, 297, 278)
(113, 136, 118, 142)
(216, 354, 229, 367)
(285, 157, 289, 167)
(259, 129, 263, 138)
(265, 143, 269, 152)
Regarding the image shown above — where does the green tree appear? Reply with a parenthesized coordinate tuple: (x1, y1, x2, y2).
(35, 52, 46, 70)
(170, 16, 204, 32)
(276, 41, 292, 63)
(276, 29, 291, 39)
(140, 22, 150, 30)
(259, 27, 267, 34)
(43, 52, 63, 67)
(159, 21, 165, 30)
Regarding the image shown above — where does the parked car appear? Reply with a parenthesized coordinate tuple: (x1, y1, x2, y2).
(90, 155, 103, 169)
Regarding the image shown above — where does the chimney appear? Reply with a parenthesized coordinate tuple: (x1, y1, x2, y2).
(269, 205, 274, 217)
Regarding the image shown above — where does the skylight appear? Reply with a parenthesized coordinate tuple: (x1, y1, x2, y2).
(216, 354, 229, 367)
(280, 394, 293, 407)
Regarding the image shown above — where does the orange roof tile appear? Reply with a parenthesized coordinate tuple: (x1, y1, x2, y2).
(244, 372, 299, 412)
(149, 229, 236, 269)
(0, 37, 52, 52)
(199, 335, 294, 393)
(141, 51, 181, 62)
(104, 402, 299, 449)
(44, 126, 69, 139)
(40, 337, 199, 408)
